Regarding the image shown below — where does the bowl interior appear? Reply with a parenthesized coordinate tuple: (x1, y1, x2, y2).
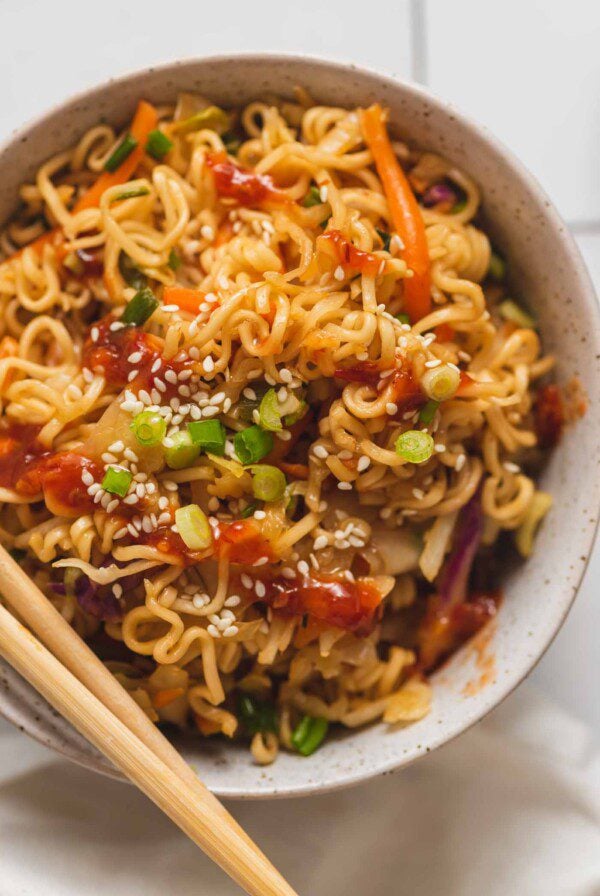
(0, 55, 598, 798)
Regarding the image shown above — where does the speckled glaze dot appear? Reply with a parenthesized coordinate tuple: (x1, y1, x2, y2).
(0, 55, 598, 800)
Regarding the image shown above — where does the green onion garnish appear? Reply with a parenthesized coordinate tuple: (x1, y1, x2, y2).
(250, 465, 286, 503)
(418, 399, 440, 425)
(118, 252, 147, 290)
(395, 312, 411, 325)
(376, 228, 391, 251)
(112, 186, 150, 202)
(104, 133, 138, 172)
(258, 389, 282, 432)
(421, 364, 460, 402)
(167, 248, 181, 271)
(498, 299, 536, 329)
(237, 693, 277, 735)
(240, 502, 258, 518)
(175, 504, 213, 551)
(291, 715, 329, 756)
(101, 466, 132, 497)
(172, 106, 230, 136)
(120, 287, 159, 326)
(164, 431, 201, 469)
(302, 185, 322, 208)
(187, 419, 226, 456)
(488, 251, 506, 281)
(146, 128, 173, 160)
(130, 410, 166, 447)
(395, 430, 435, 464)
(234, 426, 273, 465)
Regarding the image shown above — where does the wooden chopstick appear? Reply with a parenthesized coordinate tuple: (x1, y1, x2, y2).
(0, 548, 297, 896)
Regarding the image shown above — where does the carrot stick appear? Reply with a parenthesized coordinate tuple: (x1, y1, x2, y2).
(279, 462, 309, 480)
(3, 101, 159, 264)
(152, 687, 185, 709)
(163, 286, 206, 315)
(361, 104, 431, 322)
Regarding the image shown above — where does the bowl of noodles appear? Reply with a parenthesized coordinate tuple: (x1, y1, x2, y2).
(0, 55, 598, 798)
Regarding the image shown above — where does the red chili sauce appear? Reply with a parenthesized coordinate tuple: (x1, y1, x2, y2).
(535, 383, 564, 448)
(206, 152, 290, 208)
(334, 361, 424, 414)
(417, 592, 500, 672)
(141, 519, 274, 568)
(319, 229, 384, 277)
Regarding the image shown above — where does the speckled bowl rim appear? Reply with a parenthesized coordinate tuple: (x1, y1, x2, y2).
(0, 53, 598, 799)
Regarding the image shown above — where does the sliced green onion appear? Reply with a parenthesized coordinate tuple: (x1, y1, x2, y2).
(418, 399, 440, 425)
(118, 252, 147, 290)
(164, 431, 201, 469)
(291, 715, 329, 756)
(172, 105, 230, 136)
(222, 132, 242, 155)
(146, 128, 173, 160)
(234, 426, 273, 465)
(498, 299, 536, 329)
(63, 252, 84, 276)
(130, 410, 166, 447)
(250, 465, 287, 502)
(167, 248, 181, 271)
(111, 186, 150, 202)
(488, 250, 506, 281)
(175, 504, 213, 551)
(376, 228, 391, 251)
(302, 185, 322, 208)
(240, 502, 258, 518)
(395, 430, 435, 464)
(283, 400, 308, 427)
(452, 197, 467, 214)
(395, 312, 411, 325)
(104, 133, 138, 172)
(258, 389, 282, 432)
(101, 466, 132, 497)
(120, 287, 159, 326)
(237, 693, 277, 735)
(421, 363, 461, 402)
(187, 419, 226, 455)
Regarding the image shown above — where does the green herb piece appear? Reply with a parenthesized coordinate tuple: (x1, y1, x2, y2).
(395, 312, 411, 325)
(164, 430, 201, 470)
(240, 502, 258, 518)
(233, 426, 274, 465)
(172, 106, 230, 136)
(395, 430, 435, 464)
(498, 299, 536, 329)
(421, 364, 461, 402)
(222, 132, 242, 154)
(175, 504, 213, 551)
(167, 248, 181, 271)
(187, 419, 226, 455)
(101, 466, 133, 497)
(418, 400, 440, 425)
(488, 251, 506, 281)
(120, 287, 159, 326)
(302, 185, 322, 208)
(104, 133, 138, 172)
(237, 693, 277, 735)
(112, 186, 150, 202)
(130, 410, 167, 447)
(146, 128, 173, 160)
(258, 389, 282, 432)
(452, 197, 467, 214)
(376, 228, 391, 251)
(118, 252, 147, 290)
(291, 715, 329, 756)
(250, 465, 286, 502)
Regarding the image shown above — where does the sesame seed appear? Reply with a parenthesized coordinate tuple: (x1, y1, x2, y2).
(279, 368, 292, 384)
(243, 387, 257, 400)
(319, 185, 328, 202)
(87, 483, 101, 496)
(313, 535, 328, 551)
(380, 507, 392, 519)
(164, 370, 178, 384)
(203, 356, 215, 374)
(255, 581, 266, 598)
(318, 500, 328, 512)
(123, 494, 138, 505)
(127, 523, 138, 537)
(91, 327, 99, 342)
(252, 409, 261, 425)
(108, 440, 124, 453)
(138, 389, 152, 405)
(412, 488, 425, 500)
(201, 224, 214, 240)
(277, 387, 288, 403)
(207, 624, 220, 638)
(334, 265, 345, 281)
(154, 379, 167, 393)
(224, 595, 241, 607)
(455, 454, 467, 472)
(253, 556, 269, 566)
(81, 470, 94, 487)
(386, 402, 398, 415)
(124, 449, 138, 462)
(114, 527, 128, 540)
(313, 445, 329, 459)
(82, 367, 94, 383)
(178, 370, 192, 381)
(425, 358, 442, 368)
(281, 567, 295, 579)
(223, 625, 239, 637)
(210, 391, 226, 405)
(338, 451, 352, 460)
(106, 498, 119, 513)
(101, 452, 117, 464)
(434, 444, 446, 453)
(357, 455, 370, 472)
(297, 560, 309, 576)
(128, 352, 142, 364)
(503, 461, 520, 473)
(254, 510, 267, 520)
(109, 321, 125, 332)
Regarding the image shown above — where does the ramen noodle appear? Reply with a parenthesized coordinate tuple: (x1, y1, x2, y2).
(0, 91, 559, 764)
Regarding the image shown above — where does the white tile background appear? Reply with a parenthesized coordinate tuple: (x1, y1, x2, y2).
(0, 0, 598, 738)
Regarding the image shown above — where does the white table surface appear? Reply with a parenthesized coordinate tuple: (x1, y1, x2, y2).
(0, 0, 598, 754)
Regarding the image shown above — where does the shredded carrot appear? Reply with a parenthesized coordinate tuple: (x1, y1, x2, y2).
(3, 101, 159, 266)
(361, 104, 431, 322)
(74, 100, 158, 212)
(152, 687, 185, 709)
(163, 286, 206, 315)
(279, 461, 309, 480)
(194, 712, 221, 736)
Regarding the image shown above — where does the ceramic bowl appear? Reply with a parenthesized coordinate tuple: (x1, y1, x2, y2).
(0, 55, 598, 799)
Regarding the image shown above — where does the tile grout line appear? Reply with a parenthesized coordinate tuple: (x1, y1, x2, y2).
(409, 0, 429, 84)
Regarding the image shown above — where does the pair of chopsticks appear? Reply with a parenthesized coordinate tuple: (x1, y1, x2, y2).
(0, 545, 297, 896)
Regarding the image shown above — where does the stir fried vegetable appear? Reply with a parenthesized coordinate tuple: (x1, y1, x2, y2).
(291, 715, 329, 756)
(101, 466, 132, 497)
(175, 504, 213, 551)
(234, 426, 274, 465)
(395, 430, 435, 463)
(120, 287, 159, 326)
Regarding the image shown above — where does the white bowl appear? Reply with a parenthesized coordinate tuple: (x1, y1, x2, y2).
(0, 54, 598, 798)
